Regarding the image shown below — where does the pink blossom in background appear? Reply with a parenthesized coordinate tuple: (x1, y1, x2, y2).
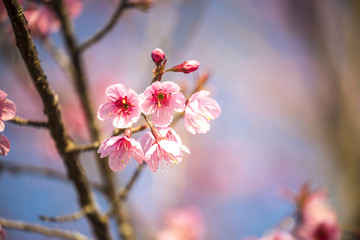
(169, 60, 200, 74)
(138, 128, 189, 172)
(156, 206, 205, 240)
(98, 132, 143, 172)
(297, 189, 340, 240)
(23, 0, 82, 38)
(184, 90, 221, 134)
(97, 84, 141, 129)
(0, 224, 6, 240)
(151, 48, 165, 65)
(0, 134, 10, 156)
(0, 90, 16, 132)
(258, 231, 296, 240)
(140, 81, 185, 127)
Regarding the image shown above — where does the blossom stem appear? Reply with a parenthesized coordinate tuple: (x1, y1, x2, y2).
(9, 116, 49, 128)
(39, 205, 95, 223)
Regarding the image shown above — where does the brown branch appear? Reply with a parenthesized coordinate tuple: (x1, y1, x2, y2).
(0, 217, 90, 240)
(39, 205, 94, 223)
(2, 1, 111, 239)
(0, 160, 105, 193)
(9, 116, 49, 128)
(50, 1, 136, 239)
(77, 0, 128, 52)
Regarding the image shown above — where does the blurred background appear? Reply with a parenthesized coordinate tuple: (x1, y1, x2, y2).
(1, 0, 359, 239)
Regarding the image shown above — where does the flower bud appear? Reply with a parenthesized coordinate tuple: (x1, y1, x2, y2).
(151, 48, 165, 65)
(168, 60, 200, 74)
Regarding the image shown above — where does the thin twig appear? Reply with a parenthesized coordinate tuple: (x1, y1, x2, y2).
(78, 0, 128, 52)
(0, 217, 90, 240)
(42, 36, 72, 80)
(118, 163, 145, 201)
(9, 116, 48, 128)
(0, 160, 105, 193)
(112, 124, 148, 137)
(39, 205, 94, 223)
(71, 142, 100, 153)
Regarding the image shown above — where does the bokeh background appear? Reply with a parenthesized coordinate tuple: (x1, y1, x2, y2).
(1, 0, 360, 239)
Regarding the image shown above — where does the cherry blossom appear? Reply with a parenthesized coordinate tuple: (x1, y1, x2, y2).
(156, 206, 205, 240)
(297, 189, 340, 240)
(98, 130, 144, 172)
(98, 84, 141, 129)
(138, 127, 189, 172)
(151, 48, 165, 65)
(0, 224, 5, 240)
(0, 134, 10, 156)
(168, 60, 200, 74)
(140, 81, 185, 127)
(184, 90, 221, 134)
(0, 90, 16, 132)
(23, 0, 82, 38)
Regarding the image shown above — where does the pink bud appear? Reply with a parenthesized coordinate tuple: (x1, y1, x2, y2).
(151, 48, 165, 65)
(168, 60, 200, 74)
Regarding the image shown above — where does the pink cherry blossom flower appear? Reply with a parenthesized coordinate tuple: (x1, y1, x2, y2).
(98, 84, 141, 129)
(0, 134, 10, 156)
(23, 0, 82, 38)
(140, 81, 185, 127)
(184, 90, 221, 135)
(0, 90, 16, 132)
(258, 231, 296, 240)
(156, 206, 205, 240)
(151, 48, 165, 65)
(138, 127, 189, 172)
(297, 189, 340, 240)
(98, 131, 144, 172)
(169, 60, 200, 74)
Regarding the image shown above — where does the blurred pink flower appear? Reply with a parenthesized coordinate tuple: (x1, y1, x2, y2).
(23, 0, 82, 38)
(184, 90, 221, 134)
(98, 131, 144, 172)
(0, 90, 16, 132)
(97, 84, 141, 129)
(138, 127, 189, 172)
(258, 231, 296, 240)
(140, 81, 185, 127)
(297, 189, 340, 240)
(156, 206, 205, 240)
(0, 134, 10, 156)
(169, 60, 200, 74)
(0, 224, 6, 240)
(151, 48, 165, 65)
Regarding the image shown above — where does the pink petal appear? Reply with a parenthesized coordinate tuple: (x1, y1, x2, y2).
(138, 131, 155, 154)
(153, 107, 173, 127)
(0, 90, 7, 99)
(128, 138, 144, 164)
(170, 92, 185, 112)
(159, 140, 181, 156)
(97, 102, 117, 120)
(145, 144, 159, 172)
(161, 81, 180, 93)
(108, 149, 130, 172)
(0, 134, 10, 156)
(106, 84, 127, 100)
(112, 114, 130, 129)
(0, 98, 16, 121)
(0, 121, 4, 132)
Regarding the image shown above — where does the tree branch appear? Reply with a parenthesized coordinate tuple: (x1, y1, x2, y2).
(118, 163, 145, 201)
(39, 205, 94, 223)
(2, 1, 111, 239)
(78, 0, 128, 52)
(0, 217, 90, 240)
(0, 160, 105, 193)
(9, 116, 49, 128)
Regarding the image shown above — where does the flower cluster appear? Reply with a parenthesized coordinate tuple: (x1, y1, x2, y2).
(0, 90, 16, 156)
(97, 48, 221, 172)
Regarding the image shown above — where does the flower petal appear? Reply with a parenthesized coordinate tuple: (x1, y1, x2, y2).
(0, 134, 10, 156)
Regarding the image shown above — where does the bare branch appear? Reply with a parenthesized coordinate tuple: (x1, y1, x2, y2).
(0, 160, 105, 193)
(9, 116, 49, 128)
(0, 217, 90, 240)
(78, 0, 128, 52)
(39, 205, 94, 223)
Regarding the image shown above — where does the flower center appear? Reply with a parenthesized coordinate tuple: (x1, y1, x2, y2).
(157, 93, 165, 100)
